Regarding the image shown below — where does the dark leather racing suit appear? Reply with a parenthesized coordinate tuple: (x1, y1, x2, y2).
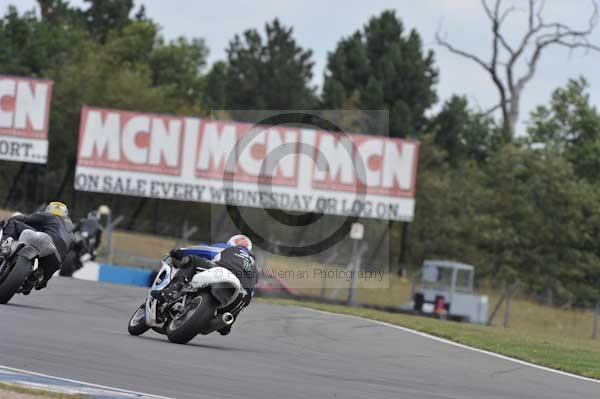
(2, 212, 74, 281)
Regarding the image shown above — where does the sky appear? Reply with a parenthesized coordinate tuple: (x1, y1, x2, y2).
(2, 0, 600, 135)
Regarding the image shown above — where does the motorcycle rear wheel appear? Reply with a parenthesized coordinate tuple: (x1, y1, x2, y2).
(0, 256, 33, 304)
(166, 291, 216, 344)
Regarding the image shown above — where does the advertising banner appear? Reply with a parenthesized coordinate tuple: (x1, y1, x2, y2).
(74, 107, 419, 221)
(0, 75, 53, 164)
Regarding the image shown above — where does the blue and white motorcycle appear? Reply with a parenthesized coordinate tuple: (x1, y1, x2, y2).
(127, 245, 242, 344)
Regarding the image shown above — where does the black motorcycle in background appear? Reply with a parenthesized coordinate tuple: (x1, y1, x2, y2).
(59, 214, 102, 277)
(0, 226, 59, 304)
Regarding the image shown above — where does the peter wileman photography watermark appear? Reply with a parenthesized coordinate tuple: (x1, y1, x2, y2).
(215, 265, 388, 285)
(263, 266, 387, 283)
(208, 110, 416, 289)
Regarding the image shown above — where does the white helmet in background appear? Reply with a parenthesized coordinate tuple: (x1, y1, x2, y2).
(227, 234, 253, 251)
(10, 212, 23, 218)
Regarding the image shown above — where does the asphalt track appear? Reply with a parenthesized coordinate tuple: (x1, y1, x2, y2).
(0, 277, 598, 399)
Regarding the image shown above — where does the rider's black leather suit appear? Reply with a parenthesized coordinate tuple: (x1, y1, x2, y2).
(2, 212, 74, 279)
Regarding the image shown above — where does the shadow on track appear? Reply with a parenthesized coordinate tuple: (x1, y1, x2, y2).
(132, 334, 264, 353)
(3, 303, 56, 312)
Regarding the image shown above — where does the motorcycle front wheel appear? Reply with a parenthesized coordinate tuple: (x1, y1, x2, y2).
(166, 291, 216, 344)
(128, 304, 150, 336)
(0, 256, 33, 304)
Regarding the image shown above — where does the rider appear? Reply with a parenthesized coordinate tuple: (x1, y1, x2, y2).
(1, 202, 74, 293)
(73, 211, 103, 258)
(153, 234, 258, 336)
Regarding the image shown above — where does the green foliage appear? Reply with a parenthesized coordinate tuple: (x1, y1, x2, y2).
(430, 96, 502, 164)
(407, 135, 492, 275)
(322, 10, 438, 137)
(528, 77, 600, 182)
(408, 133, 600, 304)
(82, 0, 136, 42)
(149, 36, 208, 111)
(208, 18, 316, 118)
(203, 61, 228, 110)
(0, 5, 86, 76)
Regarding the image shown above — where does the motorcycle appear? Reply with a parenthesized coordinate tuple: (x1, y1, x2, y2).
(127, 253, 243, 344)
(0, 227, 59, 304)
(59, 230, 96, 277)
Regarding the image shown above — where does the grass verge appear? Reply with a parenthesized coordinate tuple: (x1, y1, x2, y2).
(260, 298, 600, 380)
(0, 382, 86, 399)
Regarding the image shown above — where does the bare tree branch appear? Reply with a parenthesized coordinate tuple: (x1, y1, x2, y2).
(437, 0, 600, 137)
(483, 102, 509, 116)
(435, 29, 491, 72)
(517, 0, 600, 93)
(484, 0, 510, 128)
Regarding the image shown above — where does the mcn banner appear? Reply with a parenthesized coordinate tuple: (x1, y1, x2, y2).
(74, 107, 419, 221)
(0, 75, 53, 164)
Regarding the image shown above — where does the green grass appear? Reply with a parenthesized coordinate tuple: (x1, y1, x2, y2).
(0, 382, 86, 398)
(261, 298, 600, 380)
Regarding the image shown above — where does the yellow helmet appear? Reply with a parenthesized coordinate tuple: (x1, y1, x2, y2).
(45, 201, 68, 217)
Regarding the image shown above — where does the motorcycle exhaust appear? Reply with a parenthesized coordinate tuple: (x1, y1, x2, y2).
(200, 312, 235, 335)
(222, 312, 234, 326)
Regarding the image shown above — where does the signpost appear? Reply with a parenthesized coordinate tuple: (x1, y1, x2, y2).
(347, 223, 364, 306)
(98, 205, 123, 265)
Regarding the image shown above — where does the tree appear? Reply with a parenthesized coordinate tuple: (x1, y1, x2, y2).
(407, 136, 492, 274)
(149, 36, 208, 111)
(45, 29, 177, 173)
(82, 0, 135, 42)
(430, 95, 500, 164)
(528, 77, 600, 182)
(218, 18, 316, 116)
(480, 145, 600, 302)
(437, 0, 600, 139)
(0, 6, 86, 76)
(36, 0, 83, 25)
(323, 10, 438, 137)
(203, 61, 228, 110)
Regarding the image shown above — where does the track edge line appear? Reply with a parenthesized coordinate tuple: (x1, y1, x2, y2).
(0, 364, 174, 399)
(290, 305, 600, 384)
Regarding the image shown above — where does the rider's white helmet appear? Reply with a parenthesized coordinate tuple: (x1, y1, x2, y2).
(227, 234, 252, 251)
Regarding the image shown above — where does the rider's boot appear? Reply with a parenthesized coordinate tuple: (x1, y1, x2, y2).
(35, 264, 59, 291)
(218, 322, 233, 336)
(0, 237, 14, 256)
(21, 270, 43, 295)
(35, 275, 49, 290)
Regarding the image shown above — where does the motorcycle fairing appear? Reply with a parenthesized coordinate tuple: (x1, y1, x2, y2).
(191, 267, 241, 308)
